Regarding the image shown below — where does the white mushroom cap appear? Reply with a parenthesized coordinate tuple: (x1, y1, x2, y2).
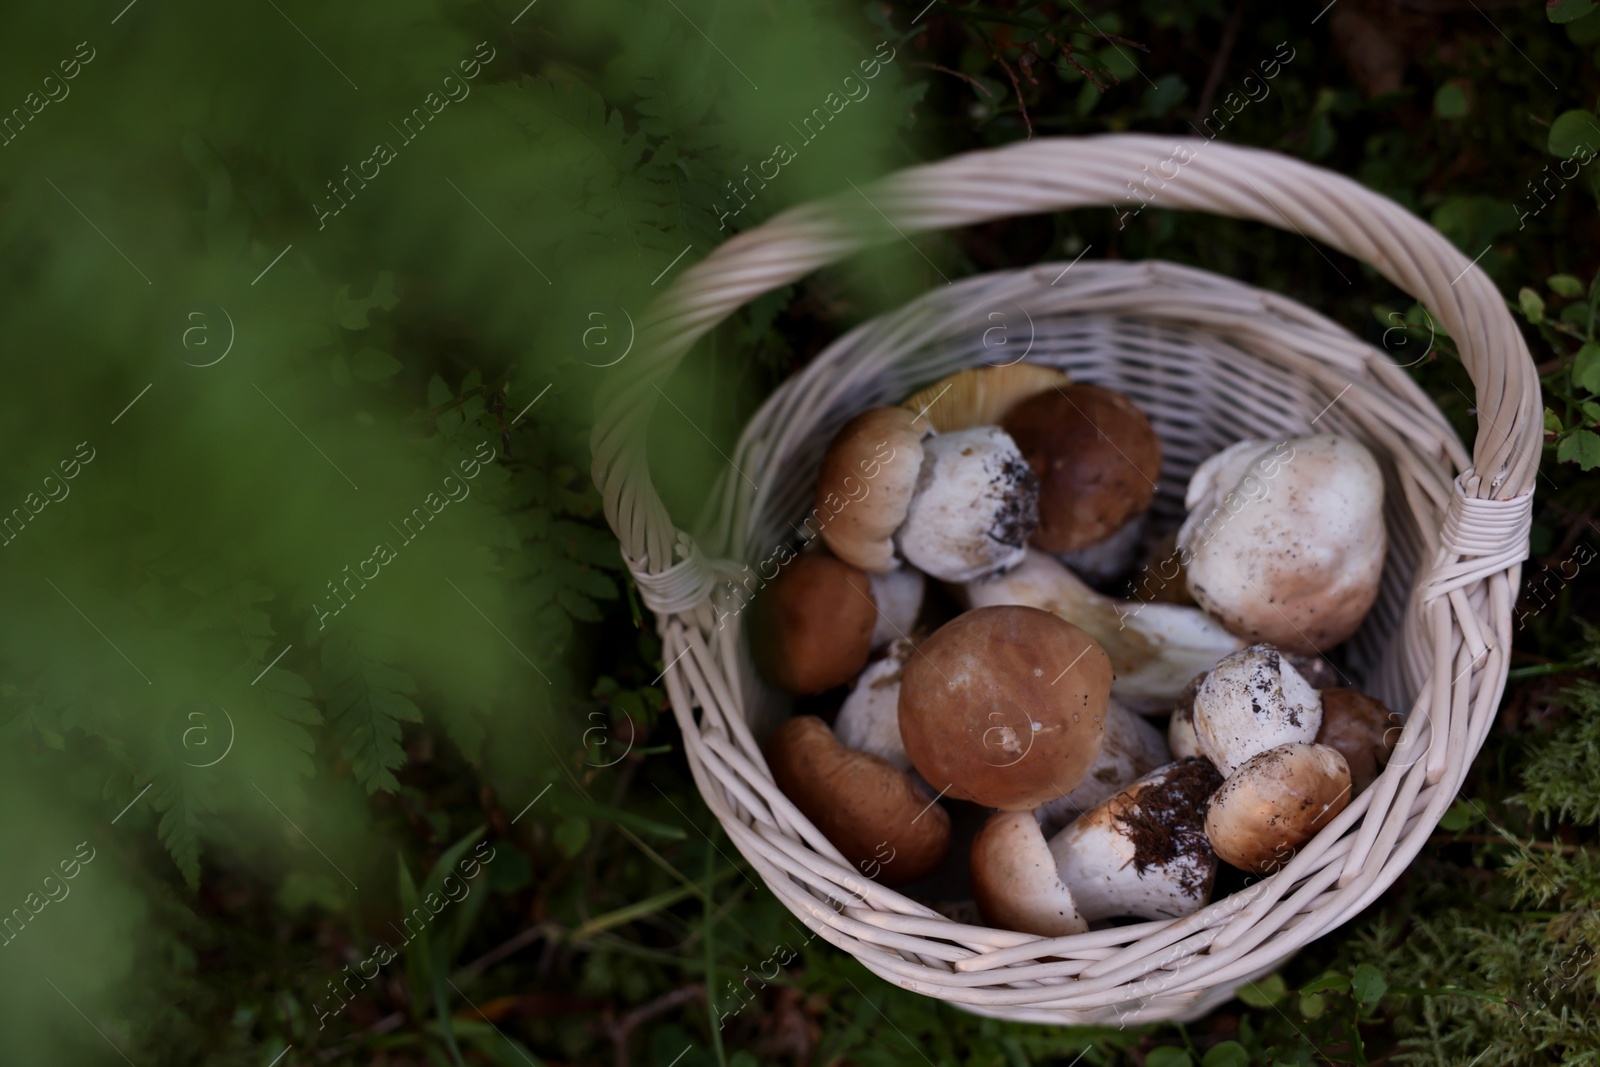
(1035, 698, 1170, 837)
(1048, 759, 1224, 922)
(1178, 433, 1386, 654)
(834, 638, 916, 773)
(896, 426, 1039, 582)
(1194, 644, 1322, 776)
(1204, 742, 1352, 873)
(970, 810, 1087, 937)
(960, 548, 1244, 711)
(866, 566, 925, 648)
(1167, 675, 1204, 760)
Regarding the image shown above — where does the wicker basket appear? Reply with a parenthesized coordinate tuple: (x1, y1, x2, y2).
(591, 134, 1541, 1024)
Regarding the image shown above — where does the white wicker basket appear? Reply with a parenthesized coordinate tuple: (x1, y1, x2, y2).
(591, 135, 1541, 1023)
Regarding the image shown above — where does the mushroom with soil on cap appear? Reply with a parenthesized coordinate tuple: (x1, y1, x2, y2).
(751, 553, 922, 695)
(895, 425, 1040, 582)
(1035, 698, 1170, 838)
(814, 405, 1039, 583)
(1316, 688, 1399, 794)
(1049, 758, 1226, 922)
(1192, 643, 1322, 777)
(1002, 383, 1163, 579)
(1204, 742, 1352, 873)
(1178, 433, 1386, 654)
(960, 548, 1244, 712)
(970, 810, 1087, 937)
(766, 715, 950, 887)
(898, 605, 1113, 811)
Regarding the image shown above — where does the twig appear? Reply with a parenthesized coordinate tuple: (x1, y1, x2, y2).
(1429, 833, 1586, 854)
(454, 921, 562, 982)
(1042, 30, 1107, 91)
(1193, 2, 1244, 120)
(605, 984, 706, 1067)
(911, 61, 995, 97)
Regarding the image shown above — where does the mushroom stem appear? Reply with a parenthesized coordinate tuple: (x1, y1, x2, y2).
(960, 549, 1244, 712)
(1049, 759, 1224, 922)
(971, 811, 1088, 937)
(1036, 699, 1170, 837)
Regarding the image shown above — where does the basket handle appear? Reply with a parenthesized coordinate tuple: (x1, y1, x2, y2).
(592, 133, 1542, 608)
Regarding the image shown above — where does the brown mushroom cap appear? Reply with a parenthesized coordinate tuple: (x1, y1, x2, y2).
(815, 407, 926, 572)
(1002, 383, 1161, 554)
(970, 811, 1087, 937)
(898, 605, 1113, 810)
(751, 554, 876, 694)
(1316, 689, 1399, 793)
(766, 716, 950, 886)
(901, 364, 1073, 434)
(1204, 742, 1351, 874)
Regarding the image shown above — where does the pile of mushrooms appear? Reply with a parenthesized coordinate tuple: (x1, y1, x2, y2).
(753, 362, 1403, 935)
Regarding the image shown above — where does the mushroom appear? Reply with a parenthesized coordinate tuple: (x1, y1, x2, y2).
(896, 425, 1039, 582)
(1286, 653, 1344, 691)
(1193, 644, 1322, 777)
(970, 810, 1087, 937)
(1002, 383, 1161, 556)
(1204, 742, 1352, 873)
(1057, 512, 1147, 585)
(898, 605, 1113, 811)
(960, 548, 1244, 712)
(834, 638, 917, 773)
(1131, 528, 1196, 607)
(766, 716, 950, 886)
(901, 363, 1072, 434)
(1167, 674, 1204, 760)
(814, 406, 927, 573)
(1316, 688, 1399, 793)
(1035, 698, 1170, 837)
(1049, 759, 1225, 922)
(867, 566, 925, 647)
(751, 553, 878, 694)
(1178, 433, 1386, 654)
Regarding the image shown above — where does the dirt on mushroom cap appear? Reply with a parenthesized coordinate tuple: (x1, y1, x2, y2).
(1111, 758, 1224, 896)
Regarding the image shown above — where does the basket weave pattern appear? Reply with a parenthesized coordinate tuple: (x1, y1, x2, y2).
(590, 136, 1541, 1023)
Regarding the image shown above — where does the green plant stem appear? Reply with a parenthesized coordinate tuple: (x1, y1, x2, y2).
(703, 841, 729, 1067)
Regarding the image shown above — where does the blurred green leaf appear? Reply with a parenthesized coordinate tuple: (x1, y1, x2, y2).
(1549, 109, 1600, 157)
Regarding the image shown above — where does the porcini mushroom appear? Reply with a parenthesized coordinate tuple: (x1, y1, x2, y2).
(898, 605, 1113, 811)
(1316, 688, 1399, 793)
(901, 363, 1073, 433)
(896, 425, 1039, 582)
(1057, 512, 1147, 585)
(1002, 383, 1162, 556)
(1049, 759, 1225, 921)
(1193, 644, 1322, 777)
(1204, 742, 1352, 873)
(866, 566, 925, 648)
(834, 638, 917, 773)
(766, 716, 950, 886)
(960, 548, 1244, 712)
(814, 407, 927, 572)
(1036, 699, 1170, 837)
(751, 553, 878, 694)
(1178, 433, 1386, 654)
(1167, 674, 1204, 760)
(970, 810, 1087, 937)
